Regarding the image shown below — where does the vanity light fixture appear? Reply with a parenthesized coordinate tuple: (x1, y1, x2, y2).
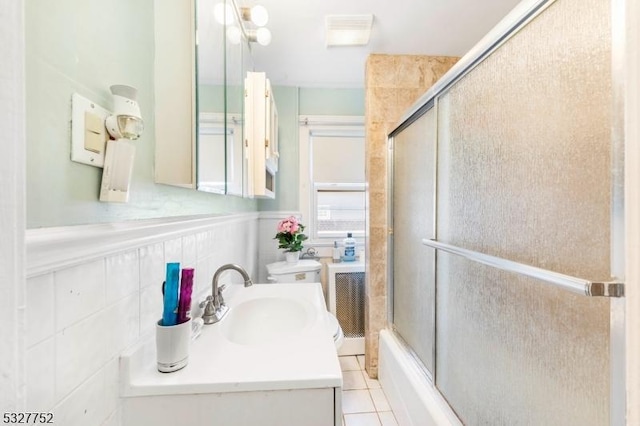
(240, 5, 271, 45)
(100, 85, 144, 203)
(240, 5, 268, 27)
(246, 27, 272, 46)
(214, 1, 271, 46)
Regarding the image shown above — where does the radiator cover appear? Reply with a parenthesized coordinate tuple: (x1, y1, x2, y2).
(327, 262, 365, 355)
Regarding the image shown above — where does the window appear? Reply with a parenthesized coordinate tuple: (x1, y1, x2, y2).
(315, 184, 366, 239)
(299, 116, 365, 243)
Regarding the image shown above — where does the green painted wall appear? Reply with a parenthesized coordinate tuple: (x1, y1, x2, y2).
(299, 88, 365, 116)
(24, 0, 364, 227)
(198, 85, 225, 113)
(25, 0, 257, 229)
(198, 84, 243, 114)
(258, 86, 300, 212)
(258, 87, 365, 212)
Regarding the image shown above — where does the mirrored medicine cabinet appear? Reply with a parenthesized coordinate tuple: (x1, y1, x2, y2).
(154, 0, 275, 198)
(195, 0, 251, 196)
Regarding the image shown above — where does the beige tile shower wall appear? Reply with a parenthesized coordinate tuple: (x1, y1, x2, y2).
(364, 54, 458, 377)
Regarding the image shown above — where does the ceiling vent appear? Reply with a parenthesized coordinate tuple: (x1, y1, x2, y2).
(325, 14, 374, 47)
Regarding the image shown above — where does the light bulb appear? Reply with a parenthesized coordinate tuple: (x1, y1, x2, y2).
(227, 26, 242, 45)
(256, 27, 271, 46)
(213, 2, 234, 25)
(250, 5, 269, 27)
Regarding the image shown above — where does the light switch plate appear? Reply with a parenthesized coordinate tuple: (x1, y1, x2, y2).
(71, 93, 111, 168)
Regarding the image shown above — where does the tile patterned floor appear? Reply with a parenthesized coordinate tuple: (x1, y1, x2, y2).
(340, 355, 399, 426)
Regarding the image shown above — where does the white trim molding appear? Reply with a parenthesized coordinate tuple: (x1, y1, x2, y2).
(0, 0, 26, 411)
(26, 213, 259, 277)
(258, 211, 301, 220)
(298, 115, 364, 127)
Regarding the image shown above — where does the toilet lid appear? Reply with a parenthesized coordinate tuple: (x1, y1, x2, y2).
(326, 312, 341, 339)
(266, 260, 322, 275)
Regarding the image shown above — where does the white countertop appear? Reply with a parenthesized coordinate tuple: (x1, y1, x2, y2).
(120, 283, 342, 397)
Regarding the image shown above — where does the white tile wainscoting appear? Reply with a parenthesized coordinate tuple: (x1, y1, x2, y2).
(24, 213, 258, 426)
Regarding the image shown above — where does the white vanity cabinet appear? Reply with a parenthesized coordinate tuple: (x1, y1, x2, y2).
(122, 388, 341, 426)
(244, 71, 279, 198)
(120, 283, 342, 425)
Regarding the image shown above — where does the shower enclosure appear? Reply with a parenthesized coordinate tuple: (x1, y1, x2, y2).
(388, 0, 625, 424)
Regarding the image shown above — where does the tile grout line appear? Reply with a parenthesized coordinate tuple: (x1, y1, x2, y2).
(340, 355, 399, 426)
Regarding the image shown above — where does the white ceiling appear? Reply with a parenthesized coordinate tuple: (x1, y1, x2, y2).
(243, 0, 524, 88)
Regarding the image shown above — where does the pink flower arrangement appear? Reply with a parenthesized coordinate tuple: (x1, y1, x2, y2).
(274, 216, 308, 252)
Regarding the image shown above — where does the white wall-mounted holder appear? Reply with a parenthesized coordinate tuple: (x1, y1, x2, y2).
(99, 139, 136, 203)
(71, 93, 111, 168)
(98, 84, 143, 203)
(71, 89, 142, 203)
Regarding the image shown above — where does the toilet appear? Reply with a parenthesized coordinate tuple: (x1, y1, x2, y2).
(266, 259, 344, 350)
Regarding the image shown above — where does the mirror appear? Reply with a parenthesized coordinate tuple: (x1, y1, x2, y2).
(195, 0, 253, 196)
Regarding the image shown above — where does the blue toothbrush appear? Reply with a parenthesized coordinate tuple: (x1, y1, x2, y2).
(162, 263, 180, 326)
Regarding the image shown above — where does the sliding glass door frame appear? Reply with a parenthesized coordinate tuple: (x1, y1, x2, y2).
(387, 0, 627, 422)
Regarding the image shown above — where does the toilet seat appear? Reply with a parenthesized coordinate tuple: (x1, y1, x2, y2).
(327, 312, 344, 349)
(264, 260, 344, 349)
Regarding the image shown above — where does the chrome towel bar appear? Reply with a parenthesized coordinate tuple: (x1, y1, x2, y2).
(421, 239, 624, 298)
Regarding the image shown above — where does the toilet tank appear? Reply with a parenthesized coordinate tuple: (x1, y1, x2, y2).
(266, 260, 322, 283)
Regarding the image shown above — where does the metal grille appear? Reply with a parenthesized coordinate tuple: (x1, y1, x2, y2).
(335, 272, 365, 338)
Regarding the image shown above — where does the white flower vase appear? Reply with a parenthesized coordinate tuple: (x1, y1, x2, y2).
(285, 251, 300, 264)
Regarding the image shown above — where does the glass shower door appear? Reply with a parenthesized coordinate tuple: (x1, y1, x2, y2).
(434, 0, 612, 419)
(391, 107, 437, 375)
(389, 0, 619, 423)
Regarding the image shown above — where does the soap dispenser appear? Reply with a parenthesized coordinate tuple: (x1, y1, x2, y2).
(332, 241, 342, 263)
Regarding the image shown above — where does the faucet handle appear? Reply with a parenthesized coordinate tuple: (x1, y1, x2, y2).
(200, 295, 215, 314)
(199, 295, 213, 308)
(200, 295, 218, 324)
(217, 284, 226, 307)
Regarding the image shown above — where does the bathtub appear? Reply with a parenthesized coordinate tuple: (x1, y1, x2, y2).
(378, 330, 462, 426)
(120, 283, 342, 426)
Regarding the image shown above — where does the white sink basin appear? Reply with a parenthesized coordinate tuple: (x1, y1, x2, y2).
(221, 297, 313, 345)
(120, 283, 342, 398)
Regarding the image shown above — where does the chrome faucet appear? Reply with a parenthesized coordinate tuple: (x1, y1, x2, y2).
(300, 247, 319, 259)
(200, 264, 253, 325)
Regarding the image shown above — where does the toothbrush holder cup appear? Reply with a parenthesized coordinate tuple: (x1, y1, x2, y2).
(156, 318, 192, 373)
